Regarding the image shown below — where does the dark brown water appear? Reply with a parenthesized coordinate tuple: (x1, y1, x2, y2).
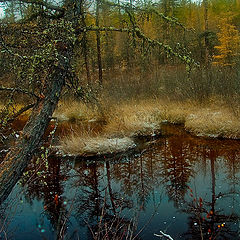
(1, 124, 240, 240)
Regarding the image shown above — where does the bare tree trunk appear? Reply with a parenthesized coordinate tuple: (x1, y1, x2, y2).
(96, 0, 103, 85)
(203, 0, 209, 66)
(0, 47, 71, 204)
(80, 0, 91, 85)
(83, 35, 91, 85)
(130, 0, 133, 7)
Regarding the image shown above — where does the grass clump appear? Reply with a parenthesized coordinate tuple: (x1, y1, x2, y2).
(103, 100, 163, 137)
(57, 97, 240, 156)
(53, 101, 104, 123)
(58, 99, 163, 156)
(160, 101, 194, 124)
(185, 107, 240, 139)
(60, 135, 136, 156)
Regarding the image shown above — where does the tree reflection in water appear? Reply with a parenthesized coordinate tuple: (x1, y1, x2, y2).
(7, 124, 240, 239)
(21, 156, 72, 239)
(183, 148, 240, 239)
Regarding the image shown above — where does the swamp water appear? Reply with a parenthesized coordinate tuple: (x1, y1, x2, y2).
(1, 124, 240, 240)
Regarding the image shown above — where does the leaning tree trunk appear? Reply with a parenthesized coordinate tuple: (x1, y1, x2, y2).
(0, 47, 71, 204)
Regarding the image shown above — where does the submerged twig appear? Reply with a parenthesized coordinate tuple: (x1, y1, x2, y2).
(154, 231, 174, 240)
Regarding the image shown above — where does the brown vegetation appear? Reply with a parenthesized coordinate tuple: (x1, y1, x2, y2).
(56, 65, 240, 156)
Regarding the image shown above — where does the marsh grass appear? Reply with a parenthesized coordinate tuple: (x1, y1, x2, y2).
(52, 65, 240, 155)
(60, 135, 135, 156)
(57, 99, 240, 156)
(53, 101, 104, 122)
(185, 107, 240, 139)
(58, 100, 163, 156)
(103, 99, 162, 137)
(58, 97, 240, 155)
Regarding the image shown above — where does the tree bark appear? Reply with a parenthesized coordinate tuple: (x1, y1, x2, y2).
(96, 0, 103, 85)
(0, 47, 71, 204)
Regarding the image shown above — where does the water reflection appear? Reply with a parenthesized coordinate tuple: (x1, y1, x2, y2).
(19, 156, 72, 239)
(183, 149, 239, 239)
(1, 125, 240, 239)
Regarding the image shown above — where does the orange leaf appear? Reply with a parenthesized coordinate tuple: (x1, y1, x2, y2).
(54, 194, 59, 205)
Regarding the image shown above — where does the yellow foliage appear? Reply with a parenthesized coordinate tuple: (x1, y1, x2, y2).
(142, 16, 156, 39)
(213, 17, 240, 66)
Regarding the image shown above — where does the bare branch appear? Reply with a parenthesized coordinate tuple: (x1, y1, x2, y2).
(154, 231, 174, 240)
(8, 103, 35, 123)
(0, 39, 26, 60)
(0, 30, 29, 60)
(81, 26, 199, 67)
(0, 0, 64, 13)
(0, 86, 39, 99)
(100, 0, 194, 32)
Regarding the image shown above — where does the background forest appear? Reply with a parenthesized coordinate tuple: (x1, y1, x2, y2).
(1, 0, 240, 93)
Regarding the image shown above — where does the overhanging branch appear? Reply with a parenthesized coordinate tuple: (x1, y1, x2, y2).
(0, 30, 29, 60)
(100, 0, 194, 32)
(0, 0, 64, 13)
(81, 26, 198, 67)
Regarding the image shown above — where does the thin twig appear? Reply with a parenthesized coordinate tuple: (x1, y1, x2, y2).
(154, 231, 174, 240)
(0, 86, 39, 99)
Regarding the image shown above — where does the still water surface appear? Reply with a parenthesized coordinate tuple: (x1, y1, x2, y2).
(1, 124, 240, 239)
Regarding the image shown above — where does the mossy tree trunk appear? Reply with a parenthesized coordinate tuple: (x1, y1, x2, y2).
(0, 47, 71, 204)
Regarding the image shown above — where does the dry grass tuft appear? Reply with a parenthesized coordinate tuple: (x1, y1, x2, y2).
(103, 100, 163, 137)
(57, 96, 240, 157)
(60, 135, 136, 156)
(185, 107, 240, 139)
(160, 101, 194, 124)
(54, 101, 104, 122)
(58, 99, 164, 156)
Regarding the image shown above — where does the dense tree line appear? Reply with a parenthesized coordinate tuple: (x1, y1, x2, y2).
(1, 0, 239, 86)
